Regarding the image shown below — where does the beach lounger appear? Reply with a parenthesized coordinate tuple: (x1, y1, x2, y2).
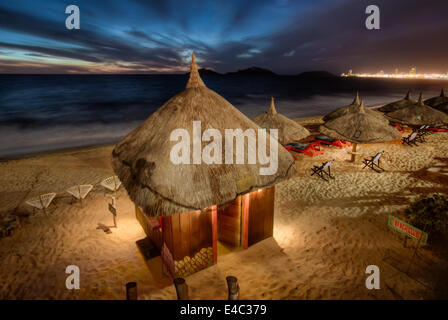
(25, 193, 57, 215)
(427, 126, 448, 133)
(285, 142, 324, 157)
(311, 160, 335, 181)
(362, 151, 385, 172)
(393, 124, 405, 133)
(402, 132, 418, 146)
(314, 135, 351, 149)
(101, 175, 121, 196)
(67, 184, 93, 207)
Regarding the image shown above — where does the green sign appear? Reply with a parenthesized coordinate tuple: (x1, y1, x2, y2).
(387, 215, 428, 245)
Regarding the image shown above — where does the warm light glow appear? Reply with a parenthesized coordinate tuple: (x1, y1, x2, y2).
(258, 189, 262, 192)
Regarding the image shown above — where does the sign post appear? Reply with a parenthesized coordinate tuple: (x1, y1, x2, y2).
(387, 215, 429, 275)
(109, 197, 117, 228)
(387, 215, 428, 245)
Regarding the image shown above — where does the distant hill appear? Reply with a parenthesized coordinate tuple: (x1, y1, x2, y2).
(186, 68, 221, 75)
(226, 67, 277, 76)
(296, 71, 336, 78)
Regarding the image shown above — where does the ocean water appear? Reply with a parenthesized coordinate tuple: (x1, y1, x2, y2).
(0, 74, 446, 159)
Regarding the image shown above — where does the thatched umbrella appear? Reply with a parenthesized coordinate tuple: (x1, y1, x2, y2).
(322, 92, 387, 123)
(252, 97, 310, 145)
(385, 93, 448, 126)
(378, 91, 416, 113)
(322, 92, 359, 121)
(111, 53, 297, 217)
(433, 101, 448, 114)
(320, 99, 402, 162)
(425, 88, 448, 107)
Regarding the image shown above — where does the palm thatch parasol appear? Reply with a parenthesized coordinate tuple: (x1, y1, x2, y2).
(377, 91, 416, 113)
(111, 53, 297, 217)
(322, 92, 387, 122)
(322, 92, 359, 121)
(424, 88, 448, 107)
(252, 97, 310, 145)
(432, 101, 448, 114)
(320, 99, 402, 162)
(385, 93, 448, 126)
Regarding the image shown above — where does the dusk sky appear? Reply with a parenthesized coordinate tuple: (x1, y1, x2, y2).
(0, 0, 447, 75)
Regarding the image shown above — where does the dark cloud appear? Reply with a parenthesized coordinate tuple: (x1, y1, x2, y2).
(0, 0, 447, 74)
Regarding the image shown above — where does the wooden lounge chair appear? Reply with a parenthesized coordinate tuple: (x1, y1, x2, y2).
(393, 124, 405, 133)
(402, 132, 418, 146)
(311, 160, 335, 181)
(285, 142, 324, 157)
(427, 126, 448, 133)
(362, 151, 385, 172)
(314, 135, 351, 149)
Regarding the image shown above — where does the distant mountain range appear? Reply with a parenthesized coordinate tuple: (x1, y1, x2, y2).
(187, 67, 336, 78)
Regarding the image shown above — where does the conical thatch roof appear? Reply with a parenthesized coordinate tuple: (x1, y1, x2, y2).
(319, 100, 401, 143)
(252, 97, 310, 145)
(111, 53, 297, 217)
(378, 91, 416, 113)
(322, 92, 386, 122)
(424, 88, 448, 107)
(322, 92, 359, 121)
(433, 101, 448, 114)
(385, 93, 448, 126)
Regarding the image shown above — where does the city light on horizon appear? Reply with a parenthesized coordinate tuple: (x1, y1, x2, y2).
(342, 67, 448, 80)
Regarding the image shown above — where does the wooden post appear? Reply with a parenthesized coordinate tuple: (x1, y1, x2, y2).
(350, 143, 358, 162)
(211, 205, 217, 264)
(109, 197, 117, 228)
(406, 223, 427, 274)
(226, 276, 239, 300)
(78, 185, 83, 208)
(126, 282, 137, 300)
(174, 278, 189, 300)
(39, 195, 47, 216)
(242, 193, 250, 249)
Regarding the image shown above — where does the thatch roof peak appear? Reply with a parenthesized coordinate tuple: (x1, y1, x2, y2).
(417, 92, 424, 106)
(352, 92, 360, 105)
(405, 91, 411, 100)
(268, 97, 277, 115)
(358, 99, 366, 113)
(186, 53, 206, 89)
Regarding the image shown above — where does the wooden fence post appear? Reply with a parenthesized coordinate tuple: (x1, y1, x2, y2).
(126, 282, 137, 300)
(226, 276, 239, 300)
(174, 278, 189, 300)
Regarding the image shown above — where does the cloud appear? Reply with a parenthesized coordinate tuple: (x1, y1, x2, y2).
(0, 0, 447, 74)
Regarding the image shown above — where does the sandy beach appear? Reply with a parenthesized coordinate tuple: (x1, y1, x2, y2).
(1, 117, 448, 300)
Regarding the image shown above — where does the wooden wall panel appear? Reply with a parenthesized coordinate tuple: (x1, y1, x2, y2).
(248, 186, 275, 247)
(189, 211, 201, 257)
(217, 197, 242, 247)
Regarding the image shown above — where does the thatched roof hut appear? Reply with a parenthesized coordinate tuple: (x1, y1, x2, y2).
(111, 54, 297, 217)
(252, 97, 310, 145)
(322, 92, 386, 122)
(378, 91, 416, 113)
(425, 88, 448, 107)
(385, 93, 448, 126)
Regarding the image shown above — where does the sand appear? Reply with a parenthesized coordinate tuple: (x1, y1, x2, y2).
(1, 122, 447, 300)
